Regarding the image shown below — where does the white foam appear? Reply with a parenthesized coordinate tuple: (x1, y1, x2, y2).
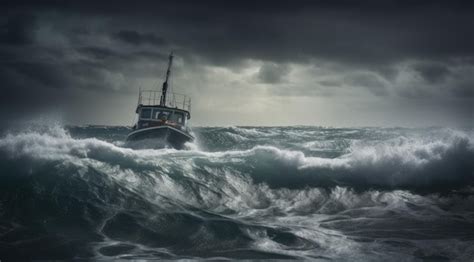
(2, 124, 473, 260)
(228, 126, 269, 137)
(225, 132, 248, 142)
(2, 125, 472, 189)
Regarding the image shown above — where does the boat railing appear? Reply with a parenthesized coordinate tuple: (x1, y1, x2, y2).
(138, 90, 191, 112)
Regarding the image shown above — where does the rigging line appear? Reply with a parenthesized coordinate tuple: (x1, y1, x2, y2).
(130, 85, 141, 127)
(170, 66, 174, 106)
(151, 60, 167, 91)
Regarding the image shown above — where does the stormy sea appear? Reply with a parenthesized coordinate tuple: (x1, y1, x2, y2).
(0, 124, 473, 260)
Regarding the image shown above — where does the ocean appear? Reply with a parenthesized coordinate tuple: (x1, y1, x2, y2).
(0, 124, 473, 260)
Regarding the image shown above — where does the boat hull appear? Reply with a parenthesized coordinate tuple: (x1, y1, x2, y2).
(125, 126, 193, 149)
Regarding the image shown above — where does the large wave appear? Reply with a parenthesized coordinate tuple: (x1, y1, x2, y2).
(1, 124, 473, 260)
(3, 125, 472, 190)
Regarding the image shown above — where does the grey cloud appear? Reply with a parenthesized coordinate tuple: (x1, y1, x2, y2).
(77, 46, 168, 63)
(319, 80, 342, 87)
(396, 85, 431, 98)
(1, 61, 69, 89)
(78, 46, 119, 60)
(113, 30, 167, 46)
(449, 72, 474, 97)
(344, 72, 389, 96)
(413, 62, 451, 84)
(452, 81, 474, 97)
(257, 63, 290, 84)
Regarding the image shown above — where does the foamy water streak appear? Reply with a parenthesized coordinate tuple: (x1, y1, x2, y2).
(0, 124, 473, 260)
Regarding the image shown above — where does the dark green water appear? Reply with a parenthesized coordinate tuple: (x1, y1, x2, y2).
(0, 124, 473, 260)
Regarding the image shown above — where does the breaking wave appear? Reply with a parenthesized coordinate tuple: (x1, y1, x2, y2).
(2, 124, 472, 191)
(0, 124, 473, 260)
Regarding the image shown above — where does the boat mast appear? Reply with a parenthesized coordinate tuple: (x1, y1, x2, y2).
(160, 52, 174, 107)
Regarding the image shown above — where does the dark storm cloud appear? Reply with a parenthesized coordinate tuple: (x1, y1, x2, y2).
(413, 63, 450, 84)
(9, 62, 69, 88)
(78, 47, 119, 60)
(113, 30, 167, 46)
(0, 13, 36, 45)
(4, 0, 474, 66)
(77, 46, 168, 64)
(0, 0, 473, 125)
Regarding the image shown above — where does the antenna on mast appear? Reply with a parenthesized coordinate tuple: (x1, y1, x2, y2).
(160, 51, 174, 106)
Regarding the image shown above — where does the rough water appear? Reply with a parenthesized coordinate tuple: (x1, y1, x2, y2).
(0, 124, 473, 260)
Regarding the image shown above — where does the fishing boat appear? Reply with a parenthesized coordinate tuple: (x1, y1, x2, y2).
(126, 52, 194, 149)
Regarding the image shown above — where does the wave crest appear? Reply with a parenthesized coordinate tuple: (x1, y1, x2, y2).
(1, 125, 473, 193)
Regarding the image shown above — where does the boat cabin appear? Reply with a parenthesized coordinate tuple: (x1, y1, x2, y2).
(135, 105, 190, 130)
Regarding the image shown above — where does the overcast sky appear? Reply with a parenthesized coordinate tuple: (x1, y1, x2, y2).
(1, 0, 473, 127)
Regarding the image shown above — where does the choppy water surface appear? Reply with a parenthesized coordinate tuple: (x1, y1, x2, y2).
(0, 124, 473, 260)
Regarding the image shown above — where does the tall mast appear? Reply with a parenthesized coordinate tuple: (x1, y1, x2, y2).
(160, 52, 174, 106)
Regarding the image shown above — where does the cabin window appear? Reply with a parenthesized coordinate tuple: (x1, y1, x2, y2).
(140, 108, 152, 119)
(152, 109, 171, 120)
(170, 112, 184, 124)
